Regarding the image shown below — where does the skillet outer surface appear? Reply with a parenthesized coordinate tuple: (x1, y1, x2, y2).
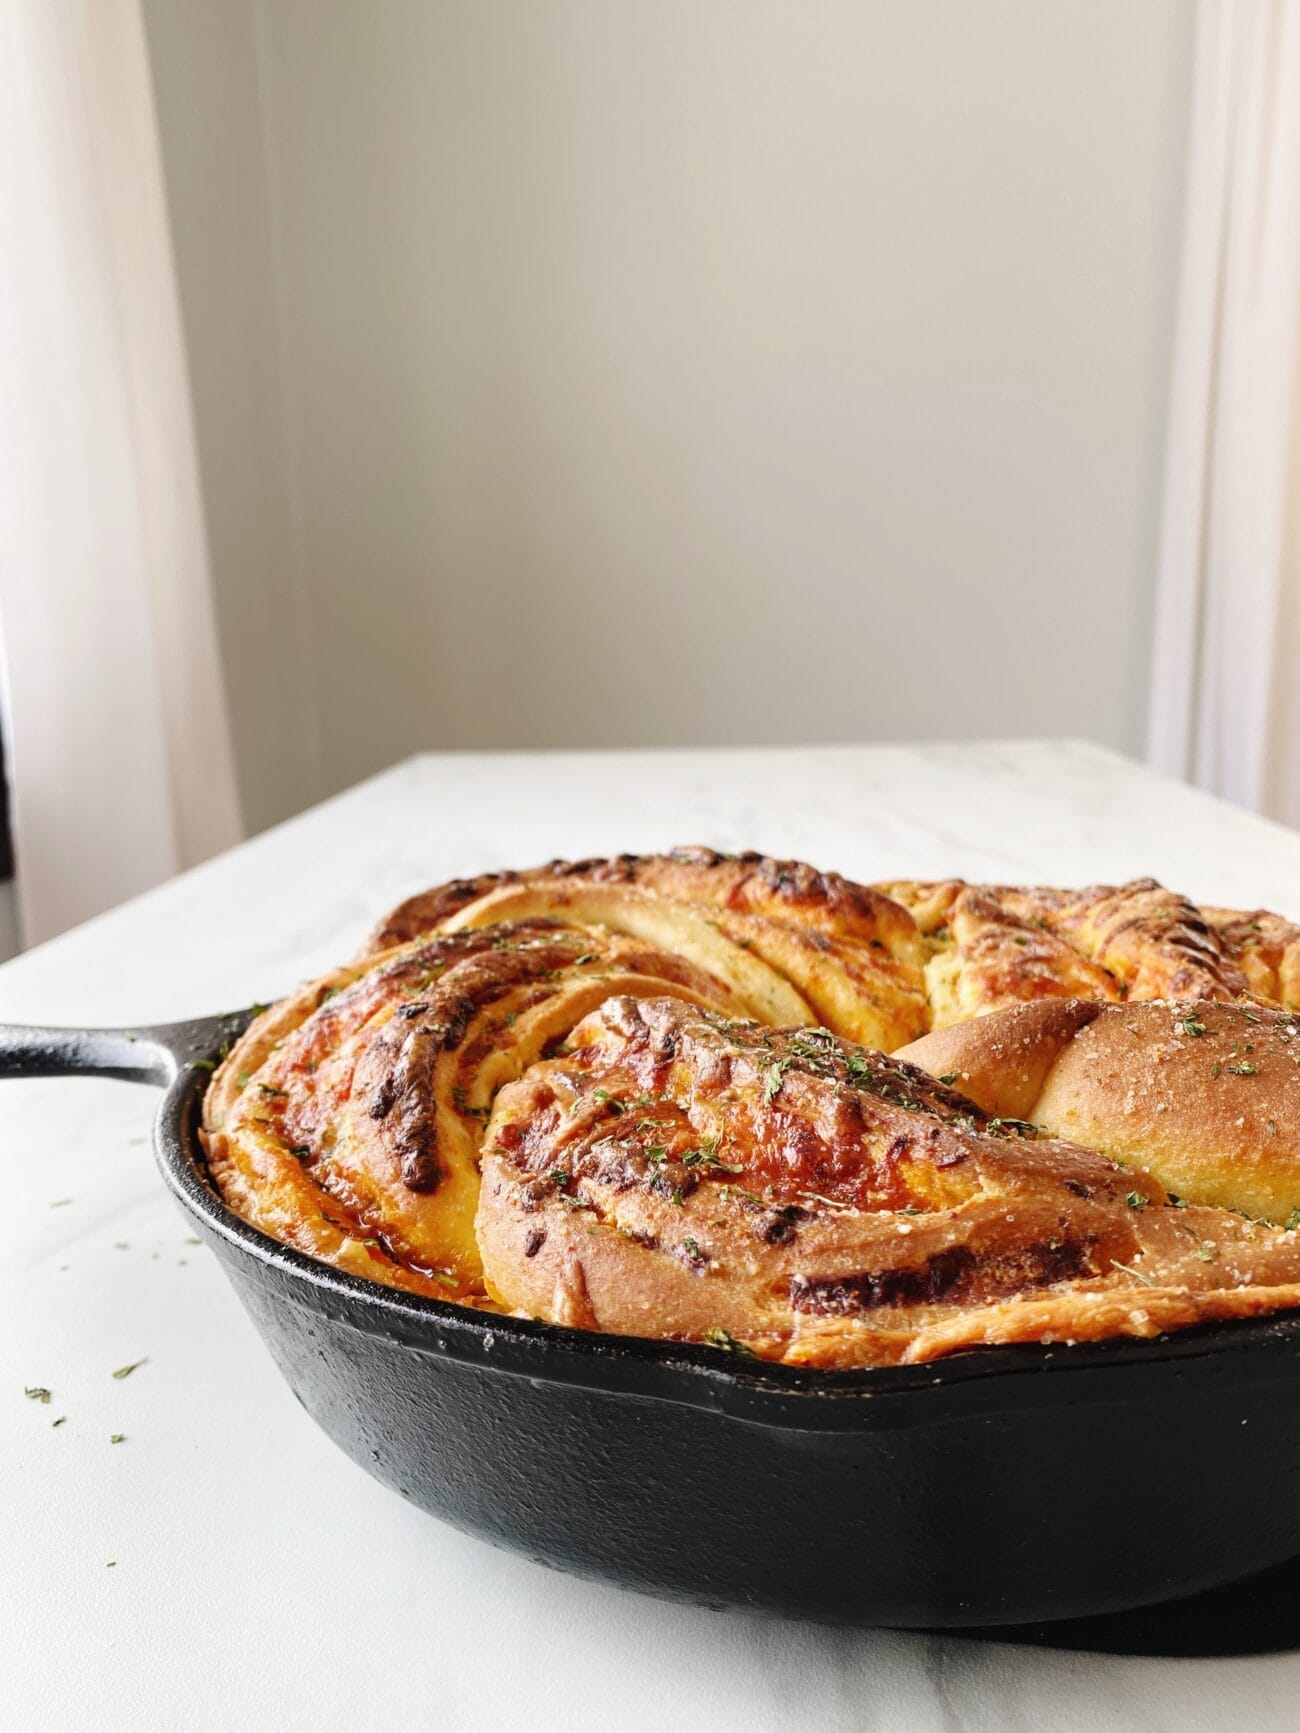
(158, 1061, 1300, 1627)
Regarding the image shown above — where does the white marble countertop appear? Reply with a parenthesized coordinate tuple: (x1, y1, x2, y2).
(6, 739, 1300, 1731)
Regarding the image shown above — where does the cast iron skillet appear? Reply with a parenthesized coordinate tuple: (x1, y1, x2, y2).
(8, 1009, 1300, 1629)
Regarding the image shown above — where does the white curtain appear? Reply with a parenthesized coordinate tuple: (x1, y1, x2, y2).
(0, 0, 241, 948)
(1147, 0, 1300, 821)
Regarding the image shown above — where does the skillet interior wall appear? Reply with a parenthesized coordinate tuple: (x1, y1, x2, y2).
(141, 0, 1193, 835)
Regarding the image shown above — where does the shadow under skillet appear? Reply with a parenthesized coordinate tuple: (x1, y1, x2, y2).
(949, 1554, 1300, 1657)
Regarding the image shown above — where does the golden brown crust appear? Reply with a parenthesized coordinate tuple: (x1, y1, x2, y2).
(372, 849, 929, 1053)
(372, 848, 924, 962)
(895, 999, 1105, 1118)
(376, 860, 1300, 1036)
(1203, 906, 1300, 1005)
(878, 876, 1284, 1025)
(902, 998, 1300, 1223)
(201, 848, 1300, 1368)
(476, 996, 1300, 1365)
(927, 886, 1121, 1025)
(203, 922, 741, 1298)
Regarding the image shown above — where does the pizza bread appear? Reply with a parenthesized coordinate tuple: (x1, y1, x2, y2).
(201, 848, 1300, 1367)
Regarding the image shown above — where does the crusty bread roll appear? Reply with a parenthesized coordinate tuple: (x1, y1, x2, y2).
(897, 998, 1300, 1223)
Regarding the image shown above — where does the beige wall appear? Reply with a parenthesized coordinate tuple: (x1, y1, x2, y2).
(144, 0, 1193, 834)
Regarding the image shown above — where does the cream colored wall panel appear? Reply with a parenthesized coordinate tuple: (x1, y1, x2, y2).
(144, 0, 1192, 825)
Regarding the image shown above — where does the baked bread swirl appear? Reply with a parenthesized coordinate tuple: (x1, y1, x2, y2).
(378, 854, 1300, 1029)
(203, 849, 927, 1298)
(476, 995, 1300, 1366)
(202, 848, 1300, 1367)
(203, 920, 751, 1297)
(371, 849, 931, 1053)
(878, 875, 1300, 1025)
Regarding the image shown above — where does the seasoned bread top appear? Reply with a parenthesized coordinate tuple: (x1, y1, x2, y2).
(201, 848, 1300, 1368)
(477, 996, 1300, 1366)
(899, 998, 1300, 1222)
(877, 875, 1300, 1024)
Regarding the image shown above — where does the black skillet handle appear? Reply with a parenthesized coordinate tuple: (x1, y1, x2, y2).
(0, 1011, 252, 1090)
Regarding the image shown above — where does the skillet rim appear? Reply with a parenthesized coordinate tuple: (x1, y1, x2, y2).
(160, 1017, 1300, 1428)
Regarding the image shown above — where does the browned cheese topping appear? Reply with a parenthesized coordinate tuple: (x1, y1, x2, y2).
(202, 851, 1300, 1366)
